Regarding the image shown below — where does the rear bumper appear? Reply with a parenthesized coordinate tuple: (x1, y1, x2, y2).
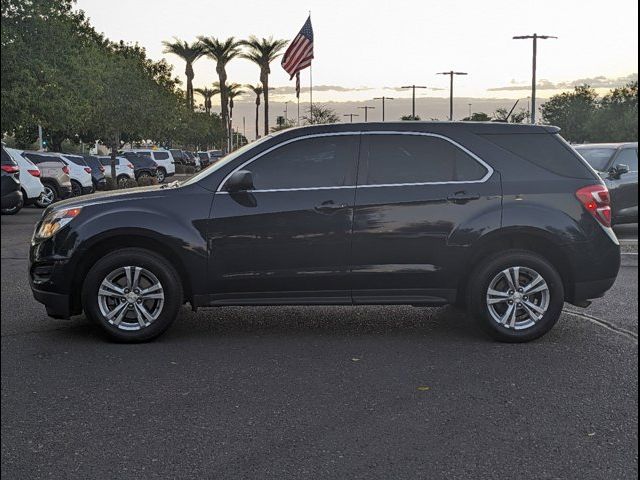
(1, 190, 22, 209)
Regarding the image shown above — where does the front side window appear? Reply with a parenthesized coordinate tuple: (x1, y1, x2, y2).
(615, 149, 638, 172)
(576, 148, 616, 171)
(244, 135, 359, 190)
(360, 134, 487, 185)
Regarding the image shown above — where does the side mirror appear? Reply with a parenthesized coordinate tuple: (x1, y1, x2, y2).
(609, 164, 630, 179)
(224, 170, 254, 192)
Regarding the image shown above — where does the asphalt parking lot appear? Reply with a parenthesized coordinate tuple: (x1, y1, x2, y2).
(1, 208, 638, 479)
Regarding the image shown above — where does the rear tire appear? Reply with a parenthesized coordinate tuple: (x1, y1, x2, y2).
(81, 248, 183, 342)
(467, 249, 564, 343)
(1, 194, 23, 215)
(71, 180, 83, 197)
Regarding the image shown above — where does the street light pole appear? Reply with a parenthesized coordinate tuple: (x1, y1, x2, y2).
(358, 105, 375, 122)
(373, 96, 394, 121)
(343, 113, 359, 123)
(401, 84, 427, 119)
(468, 103, 473, 119)
(437, 71, 468, 121)
(513, 33, 558, 124)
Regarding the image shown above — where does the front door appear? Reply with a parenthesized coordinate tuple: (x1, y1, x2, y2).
(351, 133, 502, 304)
(608, 148, 638, 223)
(207, 134, 360, 304)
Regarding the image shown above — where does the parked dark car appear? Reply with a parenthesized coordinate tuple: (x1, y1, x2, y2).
(120, 152, 158, 180)
(196, 151, 211, 168)
(1, 146, 23, 214)
(30, 122, 620, 343)
(63, 154, 103, 193)
(574, 143, 638, 225)
(82, 155, 108, 190)
(169, 149, 188, 166)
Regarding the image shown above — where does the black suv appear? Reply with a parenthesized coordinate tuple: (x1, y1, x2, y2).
(119, 152, 158, 180)
(1, 146, 23, 214)
(29, 123, 621, 343)
(574, 143, 638, 225)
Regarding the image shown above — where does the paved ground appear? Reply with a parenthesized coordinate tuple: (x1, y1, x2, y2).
(2, 208, 638, 479)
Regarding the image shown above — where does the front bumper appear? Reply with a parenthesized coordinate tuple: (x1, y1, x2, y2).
(32, 287, 71, 319)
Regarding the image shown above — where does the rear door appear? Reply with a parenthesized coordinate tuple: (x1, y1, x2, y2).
(351, 132, 502, 304)
(207, 133, 360, 303)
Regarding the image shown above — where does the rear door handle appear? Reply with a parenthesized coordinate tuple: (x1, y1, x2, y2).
(314, 200, 349, 213)
(447, 192, 481, 204)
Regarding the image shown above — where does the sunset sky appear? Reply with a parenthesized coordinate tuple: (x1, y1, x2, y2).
(75, 0, 638, 129)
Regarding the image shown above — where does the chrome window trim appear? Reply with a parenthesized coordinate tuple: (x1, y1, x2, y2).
(215, 131, 494, 194)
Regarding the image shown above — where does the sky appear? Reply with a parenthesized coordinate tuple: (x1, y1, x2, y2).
(75, 0, 638, 135)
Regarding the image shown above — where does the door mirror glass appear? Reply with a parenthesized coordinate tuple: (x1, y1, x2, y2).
(225, 170, 254, 192)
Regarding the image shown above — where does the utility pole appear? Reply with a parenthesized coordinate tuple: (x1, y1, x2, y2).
(513, 33, 558, 124)
(468, 103, 473, 119)
(437, 71, 468, 121)
(358, 105, 375, 122)
(401, 84, 427, 119)
(373, 96, 394, 121)
(284, 102, 289, 121)
(343, 113, 359, 123)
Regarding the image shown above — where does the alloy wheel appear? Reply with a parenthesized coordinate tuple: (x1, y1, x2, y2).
(486, 266, 550, 330)
(157, 169, 166, 183)
(97, 266, 165, 331)
(39, 186, 55, 207)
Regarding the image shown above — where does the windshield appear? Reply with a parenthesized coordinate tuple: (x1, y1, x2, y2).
(181, 136, 273, 187)
(575, 147, 616, 171)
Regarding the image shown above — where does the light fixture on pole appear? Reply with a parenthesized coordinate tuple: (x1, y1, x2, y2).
(373, 97, 394, 121)
(513, 33, 558, 124)
(401, 85, 427, 119)
(436, 71, 468, 121)
(358, 106, 375, 122)
(343, 113, 359, 123)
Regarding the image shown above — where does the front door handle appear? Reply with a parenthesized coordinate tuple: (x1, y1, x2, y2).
(447, 192, 481, 204)
(314, 200, 349, 213)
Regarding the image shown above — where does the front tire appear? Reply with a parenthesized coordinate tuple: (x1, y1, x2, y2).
(35, 183, 58, 208)
(82, 248, 183, 342)
(467, 249, 564, 343)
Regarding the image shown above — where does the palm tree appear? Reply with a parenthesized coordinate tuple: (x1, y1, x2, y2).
(226, 83, 244, 150)
(162, 38, 204, 110)
(241, 36, 288, 135)
(246, 84, 263, 140)
(198, 36, 242, 151)
(195, 87, 217, 115)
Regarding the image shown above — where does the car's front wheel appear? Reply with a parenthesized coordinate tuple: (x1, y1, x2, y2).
(35, 183, 58, 208)
(82, 248, 183, 342)
(467, 249, 564, 343)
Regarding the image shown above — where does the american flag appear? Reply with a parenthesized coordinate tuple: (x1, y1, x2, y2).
(281, 16, 314, 80)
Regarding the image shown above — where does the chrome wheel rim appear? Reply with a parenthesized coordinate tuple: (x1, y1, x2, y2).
(97, 266, 165, 331)
(486, 266, 550, 330)
(40, 187, 55, 206)
(157, 170, 165, 182)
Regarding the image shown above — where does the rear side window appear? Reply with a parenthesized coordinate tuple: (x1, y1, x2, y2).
(248, 136, 359, 190)
(361, 134, 488, 185)
(64, 155, 87, 166)
(615, 149, 638, 172)
(23, 153, 64, 165)
(153, 152, 170, 160)
(482, 133, 594, 178)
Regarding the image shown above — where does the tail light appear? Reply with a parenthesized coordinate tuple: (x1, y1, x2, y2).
(99, 165, 105, 173)
(127, 163, 134, 169)
(62, 165, 70, 175)
(28, 169, 40, 177)
(84, 167, 92, 174)
(576, 184, 612, 228)
(1, 164, 19, 174)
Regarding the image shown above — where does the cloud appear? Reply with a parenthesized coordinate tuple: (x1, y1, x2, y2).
(488, 73, 638, 91)
(271, 85, 373, 94)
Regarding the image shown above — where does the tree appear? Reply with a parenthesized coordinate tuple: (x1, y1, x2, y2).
(541, 85, 598, 143)
(195, 87, 217, 115)
(587, 82, 638, 142)
(226, 83, 244, 148)
(492, 107, 530, 124)
(462, 112, 492, 122)
(246, 84, 263, 139)
(271, 117, 297, 132)
(241, 36, 288, 135)
(198, 36, 242, 151)
(302, 104, 340, 125)
(162, 38, 204, 110)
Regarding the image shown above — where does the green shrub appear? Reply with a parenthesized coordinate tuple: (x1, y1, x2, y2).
(137, 176, 158, 187)
(121, 178, 138, 189)
(175, 164, 186, 174)
(104, 177, 117, 190)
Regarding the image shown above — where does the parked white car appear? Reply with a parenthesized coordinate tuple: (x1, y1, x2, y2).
(60, 154, 94, 196)
(122, 148, 175, 182)
(5, 148, 45, 206)
(95, 156, 135, 183)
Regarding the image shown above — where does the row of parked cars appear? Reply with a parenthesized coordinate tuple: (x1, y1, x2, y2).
(1, 146, 224, 215)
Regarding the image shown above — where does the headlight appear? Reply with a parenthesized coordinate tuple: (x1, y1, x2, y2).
(35, 207, 82, 239)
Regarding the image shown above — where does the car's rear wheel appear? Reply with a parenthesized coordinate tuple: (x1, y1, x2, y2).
(156, 168, 166, 183)
(35, 183, 58, 208)
(82, 248, 183, 342)
(71, 180, 83, 197)
(467, 249, 564, 343)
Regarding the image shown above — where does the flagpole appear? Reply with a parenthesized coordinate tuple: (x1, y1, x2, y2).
(309, 65, 313, 124)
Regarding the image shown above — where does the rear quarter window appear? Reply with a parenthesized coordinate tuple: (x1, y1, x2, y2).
(153, 152, 170, 161)
(482, 133, 595, 179)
